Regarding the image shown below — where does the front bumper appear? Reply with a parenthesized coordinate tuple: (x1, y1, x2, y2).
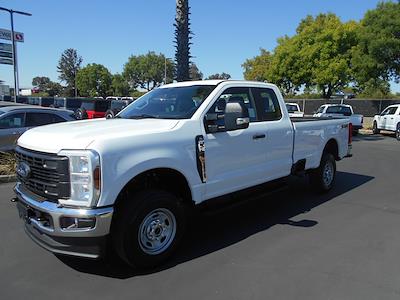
(14, 183, 113, 259)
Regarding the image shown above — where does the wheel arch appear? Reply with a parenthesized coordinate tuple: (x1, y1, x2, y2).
(323, 138, 339, 161)
(114, 167, 194, 209)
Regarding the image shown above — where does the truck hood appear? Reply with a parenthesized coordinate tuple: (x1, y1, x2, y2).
(17, 118, 180, 153)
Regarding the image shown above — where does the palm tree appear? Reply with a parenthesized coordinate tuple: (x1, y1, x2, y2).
(174, 0, 191, 81)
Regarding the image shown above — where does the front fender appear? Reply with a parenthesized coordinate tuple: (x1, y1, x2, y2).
(97, 149, 204, 207)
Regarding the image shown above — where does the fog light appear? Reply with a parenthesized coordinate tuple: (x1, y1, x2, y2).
(60, 217, 96, 230)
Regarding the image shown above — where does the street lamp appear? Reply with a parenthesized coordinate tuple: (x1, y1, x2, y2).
(0, 7, 32, 101)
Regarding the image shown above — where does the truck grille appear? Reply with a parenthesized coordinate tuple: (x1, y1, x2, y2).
(15, 147, 70, 201)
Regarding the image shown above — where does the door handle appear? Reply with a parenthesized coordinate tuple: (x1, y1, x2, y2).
(390, 117, 394, 120)
(253, 134, 266, 140)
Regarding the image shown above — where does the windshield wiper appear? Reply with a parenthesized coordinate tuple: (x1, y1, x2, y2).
(127, 114, 159, 119)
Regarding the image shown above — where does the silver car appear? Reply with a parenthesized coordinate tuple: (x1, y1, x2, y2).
(0, 106, 75, 151)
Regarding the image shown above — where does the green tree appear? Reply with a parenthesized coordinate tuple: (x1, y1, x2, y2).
(189, 63, 203, 80)
(57, 48, 82, 97)
(76, 64, 112, 98)
(175, 0, 191, 81)
(352, 1, 400, 95)
(32, 76, 63, 96)
(206, 72, 232, 80)
(123, 52, 174, 91)
(242, 49, 272, 82)
(112, 74, 130, 96)
(32, 76, 51, 90)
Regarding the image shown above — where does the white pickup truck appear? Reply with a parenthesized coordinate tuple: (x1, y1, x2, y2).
(373, 104, 400, 141)
(13, 80, 352, 269)
(313, 104, 363, 135)
(286, 103, 304, 118)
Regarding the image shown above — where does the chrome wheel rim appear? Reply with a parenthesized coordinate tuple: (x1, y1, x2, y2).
(138, 208, 176, 255)
(323, 161, 334, 187)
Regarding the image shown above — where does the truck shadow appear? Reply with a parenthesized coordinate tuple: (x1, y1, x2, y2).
(352, 134, 386, 142)
(58, 171, 373, 279)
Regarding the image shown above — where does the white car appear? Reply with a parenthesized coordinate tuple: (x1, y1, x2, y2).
(373, 104, 400, 140)
(13, 80, 353, 269)
(286, 103, 304, 117)
(313, 104, 363, 135)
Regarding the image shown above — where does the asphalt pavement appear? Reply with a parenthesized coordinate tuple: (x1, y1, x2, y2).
(1, 133, 399, 300)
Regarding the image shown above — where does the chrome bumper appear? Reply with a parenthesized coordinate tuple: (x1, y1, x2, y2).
(14, 182, 113, 258)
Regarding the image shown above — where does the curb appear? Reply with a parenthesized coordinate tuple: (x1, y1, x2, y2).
(0, 174, 16, 184)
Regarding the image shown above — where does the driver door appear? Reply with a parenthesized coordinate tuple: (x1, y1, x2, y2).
(203, 87, 268, 199)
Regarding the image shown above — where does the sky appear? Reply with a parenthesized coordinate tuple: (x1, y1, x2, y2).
(0, 0, 398, 92)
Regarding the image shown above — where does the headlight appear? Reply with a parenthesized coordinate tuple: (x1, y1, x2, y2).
(58, 150, 101, 207)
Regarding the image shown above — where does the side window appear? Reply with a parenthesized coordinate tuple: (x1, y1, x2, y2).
(26, 113, 55, 127)
(214, 87, 257, 122)
(381, 107, 390, 115)
(52, 114, 66, 123)
(252, 88, 282, 121)
(0, 113, 25, 129)
(389, 107, 398, 115)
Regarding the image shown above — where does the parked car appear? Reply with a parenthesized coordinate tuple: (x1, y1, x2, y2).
(13, 80, 353, 269)
(74, 99, 110, 120)
(105, 99, 134, 118)
(286, 103, 304, 117)
(373, 104, 400, 141)
(106, 96, 121, 101)
(313, 104, 363, 135)
(53, 98, 83, 113)
(0, 106, 75, 151)
(27, 97, 55, 107)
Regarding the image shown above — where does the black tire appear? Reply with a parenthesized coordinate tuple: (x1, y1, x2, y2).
(75, 108, 88, 120)
(396, 123, 400, 141)
(309, 153, 336, 193)
(352, 129, 359, 136)
(112, 190, 186, 269)
(372, 121, 380, 134)
(105, 109, 115, 119)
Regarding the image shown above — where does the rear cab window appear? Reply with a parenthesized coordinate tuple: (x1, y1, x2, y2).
(251, 87, 282, 121)
(326, 106, 352, 116)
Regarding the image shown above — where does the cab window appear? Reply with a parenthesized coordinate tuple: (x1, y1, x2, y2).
(251, 88, 282, 121)
(0, 113, 25, 129)
(214, 87, 257, 122)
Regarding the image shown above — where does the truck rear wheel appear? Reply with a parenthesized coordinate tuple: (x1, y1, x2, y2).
(396, 123, 400, 141)
(373, 121, 380, 134)
(112, 190, 186, 269)
(309, 153, 336, 193)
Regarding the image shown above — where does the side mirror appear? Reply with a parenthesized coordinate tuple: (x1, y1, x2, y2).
(224, 101, 250, 131)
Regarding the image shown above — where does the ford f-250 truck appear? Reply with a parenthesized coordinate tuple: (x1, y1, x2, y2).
(13, 80, 352, 269)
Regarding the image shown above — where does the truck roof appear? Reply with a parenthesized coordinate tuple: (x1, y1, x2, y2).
(160, 80, 278, 89)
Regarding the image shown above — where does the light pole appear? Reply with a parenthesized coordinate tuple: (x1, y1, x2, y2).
(0, 7, 32, 101)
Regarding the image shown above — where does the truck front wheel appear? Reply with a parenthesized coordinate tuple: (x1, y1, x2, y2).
(309, 153, 336, 193)
(112, 190, 186, 269)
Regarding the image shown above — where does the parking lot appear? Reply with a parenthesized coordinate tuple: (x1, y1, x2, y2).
(0, 133, 399, 299)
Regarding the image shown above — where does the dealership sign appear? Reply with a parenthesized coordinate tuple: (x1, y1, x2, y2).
(0, 28, 24, 42)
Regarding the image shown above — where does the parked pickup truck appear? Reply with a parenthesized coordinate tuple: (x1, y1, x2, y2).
(313, 104, 363, 135)
(13, 80, 352, 269)
(372, 104, 400, 141)
(286, 103, 304, 118)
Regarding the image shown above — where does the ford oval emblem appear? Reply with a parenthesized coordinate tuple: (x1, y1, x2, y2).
(17, 162, 31, 179)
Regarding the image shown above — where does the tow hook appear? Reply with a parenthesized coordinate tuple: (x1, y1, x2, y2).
(11, 197, 18, 203)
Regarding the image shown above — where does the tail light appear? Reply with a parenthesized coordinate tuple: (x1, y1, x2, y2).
(348, 123, 353, 144)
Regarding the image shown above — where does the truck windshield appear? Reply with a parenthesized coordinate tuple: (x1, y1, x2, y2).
(119, 85, 216, 119)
